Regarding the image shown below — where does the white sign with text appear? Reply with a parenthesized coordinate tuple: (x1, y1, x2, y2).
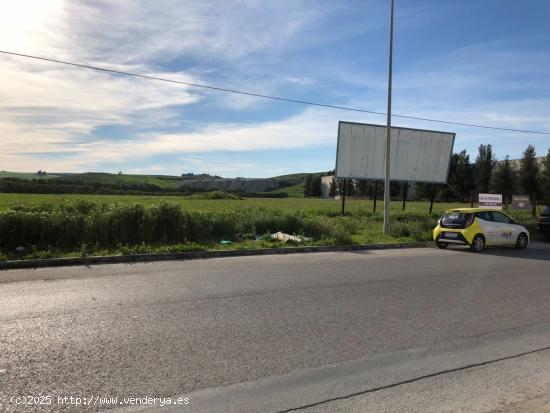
(479, 193, 503, 209)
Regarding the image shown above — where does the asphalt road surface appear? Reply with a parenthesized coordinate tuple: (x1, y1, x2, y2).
(1, 243, 550, 412)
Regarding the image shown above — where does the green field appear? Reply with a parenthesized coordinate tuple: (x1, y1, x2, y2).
(0, 192, 540, 220)
(0, 193, 541, 261)
(0, 192, 466, 214)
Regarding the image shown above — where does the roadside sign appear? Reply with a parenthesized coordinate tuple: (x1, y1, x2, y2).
(479, 193, 502, 209)
(511, 195, 532, 211)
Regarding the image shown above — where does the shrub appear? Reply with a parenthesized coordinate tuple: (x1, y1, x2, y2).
(0, 201, 355, 251)
(390, 216, 433, 241)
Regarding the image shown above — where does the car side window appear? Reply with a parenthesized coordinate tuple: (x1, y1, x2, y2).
(492, 212, 512, 224)
(477, 211, 494, 222)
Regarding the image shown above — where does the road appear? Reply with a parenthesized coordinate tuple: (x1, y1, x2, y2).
(1, 243, 550, 412)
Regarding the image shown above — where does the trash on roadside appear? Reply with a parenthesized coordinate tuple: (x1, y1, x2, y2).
(270, 232, 312, 243)
(219, 240, 232, 245)
(15, 246, 25, 254)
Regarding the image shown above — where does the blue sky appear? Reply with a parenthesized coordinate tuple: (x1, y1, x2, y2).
(0, 0, 549, 177)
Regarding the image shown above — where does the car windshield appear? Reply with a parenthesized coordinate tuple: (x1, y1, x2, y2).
(542, 207, 550, 215)
(440, 212, 472, 228)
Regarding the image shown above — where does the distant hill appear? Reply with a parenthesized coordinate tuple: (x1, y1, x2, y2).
(0, 171, 62, 180)
(0, 171, 328, 197)
(181, 178, 280, 193)
(58, 172, 183, 189)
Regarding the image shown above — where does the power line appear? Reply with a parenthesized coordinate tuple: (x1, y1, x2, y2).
(1, 49, 549, 136)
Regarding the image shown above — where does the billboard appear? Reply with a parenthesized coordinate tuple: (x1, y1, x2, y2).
(511, 195, 531, 211)
(479, 193, 502, 209)
(335, 121, 455, 183)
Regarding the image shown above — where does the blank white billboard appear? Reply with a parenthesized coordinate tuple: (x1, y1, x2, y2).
(336, 121, 455, 183)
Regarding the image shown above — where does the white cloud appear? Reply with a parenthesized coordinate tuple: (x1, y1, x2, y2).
(0, 0, 332, 172)
(0, 0, 548, 176)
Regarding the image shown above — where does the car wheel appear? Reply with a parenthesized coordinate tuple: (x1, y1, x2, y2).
(470, 234, 485, 252)
(436, 241, 448, 249)
(515, 232, 528, 249)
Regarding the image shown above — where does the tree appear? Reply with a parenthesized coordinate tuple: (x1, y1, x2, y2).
(356, 180, 369, 197)
(473, 144, 495, 193)
(337, 179, 355, 196)
(310, 175, 322, 197)
(329, 177, 337, 197)
(414, 183, 432, 200)
(518, 145, 541, 214)
(490, 156, 517, 206)
(447, 150, 474, 202)
(337, 179, 344, 195)
(303, 174, 313, 197)
(542, 149, 550, 203)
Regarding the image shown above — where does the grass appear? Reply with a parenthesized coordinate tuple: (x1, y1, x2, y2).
(0, 193, 467, 214)
(0, 193, 542, 261)
(268, 182, 305, 197)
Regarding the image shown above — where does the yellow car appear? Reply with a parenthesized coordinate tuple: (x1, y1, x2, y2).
(433, 208, 529, 252)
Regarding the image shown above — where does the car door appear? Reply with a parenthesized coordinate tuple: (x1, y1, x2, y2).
(476, 211, 499, 245)
(491, 211, 515, 245)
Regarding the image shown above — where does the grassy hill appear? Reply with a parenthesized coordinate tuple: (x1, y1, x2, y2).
(0, 171, 62, 180)
(269, 171, 328, 197)
(272, 172, 327, 181)
(58, 172, 183, 189)
(268, 182, 305, 197)
(0, 171, 329, 197)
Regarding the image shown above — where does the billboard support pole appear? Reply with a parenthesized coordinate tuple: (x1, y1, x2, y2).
(341, 179, 347, 216)
(373, 181, 378, 213)
(402, 182, 408, 211)
(383, 0, 394, 235)
(429, 184, 435, 214)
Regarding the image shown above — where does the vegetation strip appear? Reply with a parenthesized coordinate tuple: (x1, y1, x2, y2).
(0, 198, 541, 262)
(0, 241, 429, 270)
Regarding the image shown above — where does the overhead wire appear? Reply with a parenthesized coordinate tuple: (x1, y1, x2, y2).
(1, 49, 549, 136)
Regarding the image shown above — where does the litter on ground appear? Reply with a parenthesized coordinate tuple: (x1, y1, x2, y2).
(270, 232, 311, 243)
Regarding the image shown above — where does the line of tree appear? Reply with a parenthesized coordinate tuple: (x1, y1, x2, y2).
(0, 177, 292, 198)
(325, 176, 403, 199)
(420, 144, 549, 214)
(316, 144, 550, 211)
(303, 174, 322, 197)
(0, 177, 186, 196)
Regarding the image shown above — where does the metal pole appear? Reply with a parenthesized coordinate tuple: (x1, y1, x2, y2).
(383, 0, 394, 235)
(341, 179, 347, 216)
(402, 182, 408, 211)
(373, 181, 378, 213)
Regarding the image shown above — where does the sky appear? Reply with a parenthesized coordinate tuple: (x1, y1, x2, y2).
(0, 0, 549, 178)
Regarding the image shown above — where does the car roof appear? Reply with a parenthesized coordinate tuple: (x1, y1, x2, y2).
(445, 208, 507, 213)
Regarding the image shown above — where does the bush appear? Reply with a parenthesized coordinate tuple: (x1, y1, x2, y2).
(390, 214, 433, 241)
(0, 202, 347, 250)
(0, 210, 85, 248)
(0, 202, 372, 253)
